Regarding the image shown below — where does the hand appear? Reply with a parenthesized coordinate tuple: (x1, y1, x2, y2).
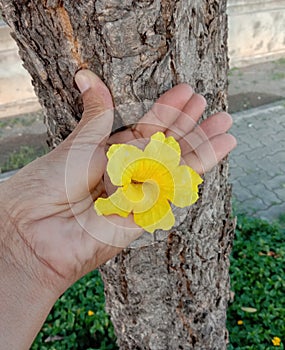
(1, 69, 236, 292)
(0, 69, 236, 348)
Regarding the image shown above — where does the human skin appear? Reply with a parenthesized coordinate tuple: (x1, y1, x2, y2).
(0, 70, 236, 349)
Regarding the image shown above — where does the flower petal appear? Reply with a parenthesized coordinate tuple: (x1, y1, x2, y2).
(134, 198, 175, 233)
(144, 132, 181, 170)
(172, 165, 203, 207)
(107, 144, 144, 186)
(94, 188, 133, 218)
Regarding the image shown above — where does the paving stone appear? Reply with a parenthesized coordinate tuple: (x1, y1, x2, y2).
(258, 203, 285, 222)
(247, 127, 278, 144)
(246, 147, 270, 162)
(264, 174, 285, 192)
(236, 172, 265, 187)
(231, 182, 254, 203)
(257, 189, 283, 208)
(235, 197, 267, 216)
(269, 150, 285, 166)
(275, 187, 285, 202)
(266, 144, 285, 157)
(247, 183, 275, 204)
(230, 139, 251, 155)
(233, 129, 261, 146)
(256, 158, 283, 176)
(230, 153, 257, 174)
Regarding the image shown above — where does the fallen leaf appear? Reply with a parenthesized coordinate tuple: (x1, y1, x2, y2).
(241, 307, 257, 313)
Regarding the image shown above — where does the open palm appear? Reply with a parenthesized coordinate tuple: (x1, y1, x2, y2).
(3, 70, 236, 294)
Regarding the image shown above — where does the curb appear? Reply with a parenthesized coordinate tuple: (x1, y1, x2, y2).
(0, 169, 18, 183)
(232, 99, 285, 121)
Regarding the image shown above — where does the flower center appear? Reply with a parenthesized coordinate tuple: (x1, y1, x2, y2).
(131, 179, 143, 185)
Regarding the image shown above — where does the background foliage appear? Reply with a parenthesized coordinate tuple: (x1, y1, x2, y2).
(32, 270, 118, 350)
(227, 215, 284, 349)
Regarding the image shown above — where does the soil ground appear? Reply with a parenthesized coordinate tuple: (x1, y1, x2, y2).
(228, 59, 285, 113)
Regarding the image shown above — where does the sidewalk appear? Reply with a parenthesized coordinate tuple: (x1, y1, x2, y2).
(229, 101, 285, 222)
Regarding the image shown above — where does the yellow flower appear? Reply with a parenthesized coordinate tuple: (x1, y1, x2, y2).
(88, 310, 95, 316)
(237, 320, 243, 325)
(272, 337, 281, 346)
(95, 132, 203, 233)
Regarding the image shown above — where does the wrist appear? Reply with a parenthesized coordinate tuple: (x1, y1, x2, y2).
(0, 176, 66, 291)
(0, 179, 39, 288)
(0, 182, 60, 349)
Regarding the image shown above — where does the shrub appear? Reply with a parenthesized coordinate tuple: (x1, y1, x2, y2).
(32, 270, 118, 350)
(227, 215, 285, 349)
(1, 145, 47, 172)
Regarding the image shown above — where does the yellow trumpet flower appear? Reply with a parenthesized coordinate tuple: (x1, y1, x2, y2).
(95, 132, 203, 233)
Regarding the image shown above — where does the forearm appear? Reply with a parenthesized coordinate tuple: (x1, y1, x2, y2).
(0, 253, 57, 349)
(0, 183, 58, 349)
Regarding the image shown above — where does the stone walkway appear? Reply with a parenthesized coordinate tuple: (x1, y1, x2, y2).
(229, 100, 285, 221)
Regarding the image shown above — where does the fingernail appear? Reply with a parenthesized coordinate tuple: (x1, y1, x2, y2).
(75, 71, 91, 93)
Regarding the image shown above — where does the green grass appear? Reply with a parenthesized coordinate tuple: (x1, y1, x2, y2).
(32, 270, 118, 350)
(0, 116, 38, 129)
(277, 213, 285, 230)
(227, 215, 285, 349)
(277, 57, 285, 65)
(0, 145, 47, 172)
(271, 72, 285, 81)
(229, 67, 243, 77)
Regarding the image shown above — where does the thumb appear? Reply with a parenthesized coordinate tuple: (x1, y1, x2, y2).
(60, 69, 114, 145)
(75, 69, 114, 128)
(55, 70, 114, 201)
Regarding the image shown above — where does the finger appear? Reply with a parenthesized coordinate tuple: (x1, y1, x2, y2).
(183, 134, 237, 174)
(197, 112, 233, 139)
(165, 93, 207, 139)
(180, 112, 233, 154)
(133, 83, 194, 138)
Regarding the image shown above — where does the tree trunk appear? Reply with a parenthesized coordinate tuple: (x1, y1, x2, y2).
(0, 1, 235, 349)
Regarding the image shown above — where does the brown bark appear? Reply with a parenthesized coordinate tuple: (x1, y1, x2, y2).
(0, 1, 234, 349)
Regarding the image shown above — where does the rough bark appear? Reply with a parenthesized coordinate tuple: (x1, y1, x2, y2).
(0, 1, 234, 349)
